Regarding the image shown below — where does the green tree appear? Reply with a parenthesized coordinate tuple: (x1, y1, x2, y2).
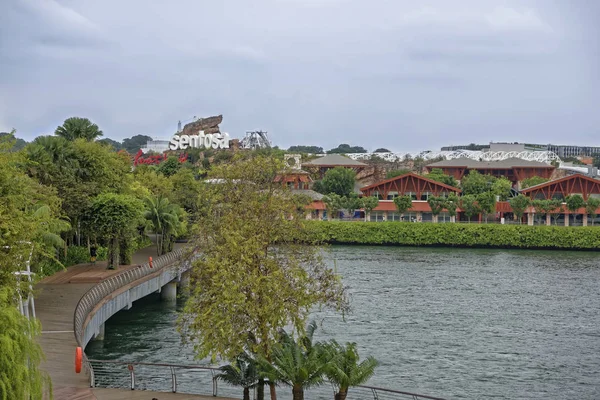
(55, 117, 103, 141)
(316, 167, 356, 197)
(83, 193, 143, 268)
(593, 155, 600, 169)
(385, 169, 411, 179)
(360, 196, 379, 222)
(0, 129, 28, 151)
(157, 155, 182, 177)
(327, 144, 367, 154)
(460, 170, 496, 195)
(179, 156, 348, 373)
(324, 341, 378, 400)
(508, 194, 531, 224)
(217, 354, 258, 400)
(323, 193, 344, 220)
(98, 138, 123, 150)
(477, 191, 496, 222)
(531, 199, 546, 225)
(393, 195, 412, 220)
(427, 196, 446, 223)
(492, 177, 512, 201)
(444, 193, 459, 223)
(565, 194, 585, 225)
(143, 195, 186, 255)
(373, 148, 391, 153)
(259, 322, 328, 400)
(460, 195, 481, 223)
(341, 193, 361, 218)
(585, 197, 600, 225)
(122, 134, 152, 154)
(169, 168, 202, 216)
(521, 176, 549, 189)
(425, 168, 459, 187)
(548, 199, 564, 225)
(287, 145, 324, 154)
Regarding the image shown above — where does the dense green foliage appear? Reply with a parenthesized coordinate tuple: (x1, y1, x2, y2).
(301, 221, 600, 249)
(373, 148, 391, 153)
(327, 144, 368, 154)
(55, 117, 103, 141)
(521, 176, 549, 189)
(315, 167, 356, 197)
(180, 156, 348, 364)
(425, 168, 458, 187)
(287, 145, 324, 154)
(385, 169, 411, 179)
(122, 134, 153, 154)
(393, 195, 412, 215)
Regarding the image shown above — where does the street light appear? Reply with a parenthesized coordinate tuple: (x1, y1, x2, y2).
(3, 241, 36, 319)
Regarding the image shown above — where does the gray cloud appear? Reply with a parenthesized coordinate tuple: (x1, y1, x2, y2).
(0, 0, 598, 152)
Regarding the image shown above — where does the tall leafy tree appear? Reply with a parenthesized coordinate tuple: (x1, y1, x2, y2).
(55, 117, 103, 141)
(508, 194, 531, 224)
(122, 134, 152, 154)
(157, 155, 182, 177)
(317, 167, 356, 197)
(83, 193, 143, 268)
(444, 193, 460, 223)
(324, 341, 378, 400)
(521, 176, 549, 189)
(585, 197, 600, 226)
(460, 171, 495, 195)
(393, 195, 413, 221)
(427, 196, 446, 223)
(477, 191, 496, 222)
(425, 168, 458, 187)
(460, 195, 481, 223)
(360, 196, 379, 222)
(565, 194, 585, 225)
(323, 194, 344, 220)
(340, 193, 361, 218)
(492, 177, 512, 201)
(327, 144, 367, 154)
(143, 195, 186, 255)
(179, 156, 348, 380)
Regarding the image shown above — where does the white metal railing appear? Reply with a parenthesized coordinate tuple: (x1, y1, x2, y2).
(87, 359, 447, 400)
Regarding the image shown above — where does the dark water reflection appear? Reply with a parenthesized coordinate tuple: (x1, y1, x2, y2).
(87, 246, 600, 399)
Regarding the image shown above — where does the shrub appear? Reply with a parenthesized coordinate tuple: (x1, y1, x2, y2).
(299, 221, 600, 250)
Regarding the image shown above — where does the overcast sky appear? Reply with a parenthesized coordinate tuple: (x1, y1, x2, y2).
(1, 0, 598, 152)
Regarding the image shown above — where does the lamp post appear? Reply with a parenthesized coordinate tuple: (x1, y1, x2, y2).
(3, 241, 36, 319)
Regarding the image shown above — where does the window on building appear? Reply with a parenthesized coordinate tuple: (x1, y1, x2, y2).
(370, 211, 385, 222)
(387, 191, 399, 200)
(388, 212, 401, 221)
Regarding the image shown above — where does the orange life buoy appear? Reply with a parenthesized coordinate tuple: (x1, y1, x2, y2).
(75, 346, 82, 373)
(149, 256, 153, 268)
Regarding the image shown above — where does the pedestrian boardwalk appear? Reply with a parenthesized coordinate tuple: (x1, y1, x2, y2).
(37, 245, 235, 400)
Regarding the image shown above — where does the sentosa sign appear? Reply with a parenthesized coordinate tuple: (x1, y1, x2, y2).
(169, 131, 230, 150)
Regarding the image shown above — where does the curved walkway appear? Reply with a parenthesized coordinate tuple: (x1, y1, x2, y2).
(37, 244, 233, 400)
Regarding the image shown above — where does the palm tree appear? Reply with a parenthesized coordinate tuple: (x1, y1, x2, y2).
(217, 354, 258, 400)
(260, 322, 328, 400)
(143, 195, 184, 255)
(55, 117, 103, 141)
(324, 341, 378, 400)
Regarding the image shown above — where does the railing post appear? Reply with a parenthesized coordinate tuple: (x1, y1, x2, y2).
(128, 364, 135, 390)
(170, 366, 177, 393)
(212, 370, 218, 397)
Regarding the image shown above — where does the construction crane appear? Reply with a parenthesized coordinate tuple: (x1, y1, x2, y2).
(241, 130, 271, 149)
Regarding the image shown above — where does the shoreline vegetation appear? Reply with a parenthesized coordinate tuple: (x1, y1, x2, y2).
(301, 221, 600, 251)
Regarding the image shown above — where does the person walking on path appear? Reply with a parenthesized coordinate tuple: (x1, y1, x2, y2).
(90, 245, 97, 265)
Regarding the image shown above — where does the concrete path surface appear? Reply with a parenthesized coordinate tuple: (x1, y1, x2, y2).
(36, 244, 235, 400)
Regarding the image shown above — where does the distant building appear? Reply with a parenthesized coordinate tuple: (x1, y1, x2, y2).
(441, 142, 600, 158)
(140, 139, 170, 154)
(302, 154, 367, 178)
(425, 158, 555, 185)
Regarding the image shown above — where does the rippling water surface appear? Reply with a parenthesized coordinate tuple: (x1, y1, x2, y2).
(87, 246, 600, 399)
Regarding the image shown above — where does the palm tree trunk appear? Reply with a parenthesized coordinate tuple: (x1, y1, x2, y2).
(292, 385, 304, 400)
(335, 388, 349, 400)
(269, 382, 277, 400)
(257, 379, 265, 400)
(243, 387, 250, 400)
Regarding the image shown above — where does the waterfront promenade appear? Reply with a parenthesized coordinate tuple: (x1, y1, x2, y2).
(36, 244, 234, 400)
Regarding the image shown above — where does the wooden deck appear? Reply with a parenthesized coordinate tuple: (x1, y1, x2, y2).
(37, 245, 235, 400)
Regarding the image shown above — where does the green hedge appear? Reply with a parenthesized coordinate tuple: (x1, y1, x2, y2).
(301, 221, 600, 250)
